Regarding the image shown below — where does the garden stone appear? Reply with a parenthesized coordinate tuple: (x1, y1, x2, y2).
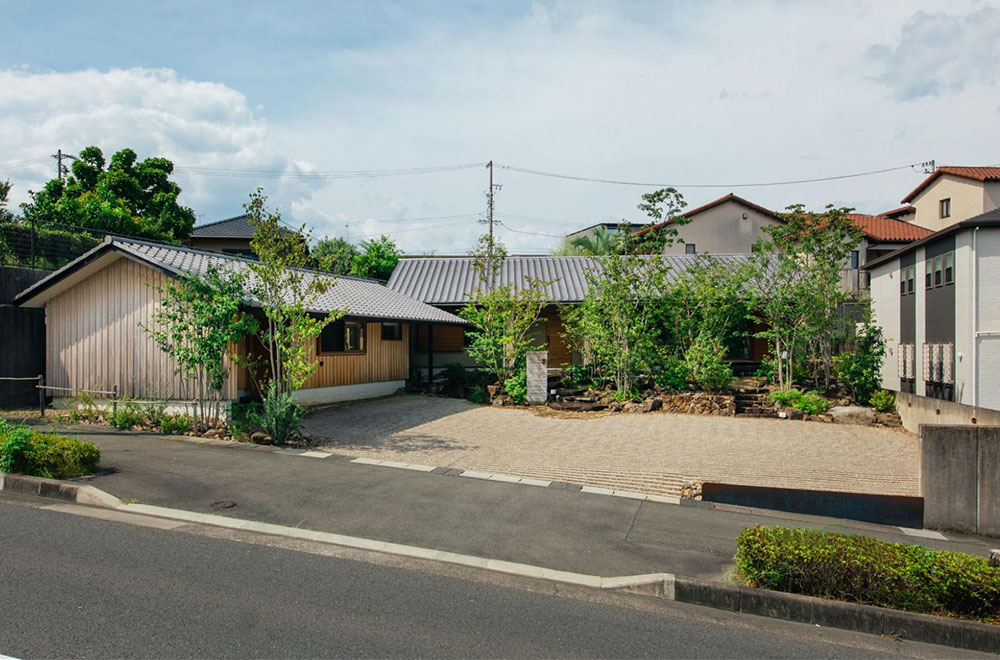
(829, 406, 876, 426)
(782, 407, 804, 420)
(623, 402, 643, 414)
(250, 431, 272, 445)
(642, 398, 662, 413)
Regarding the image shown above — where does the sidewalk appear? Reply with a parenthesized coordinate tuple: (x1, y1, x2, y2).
(54, 427, 996, 580)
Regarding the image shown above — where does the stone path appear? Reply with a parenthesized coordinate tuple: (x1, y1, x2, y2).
(303, 394, 919, 497)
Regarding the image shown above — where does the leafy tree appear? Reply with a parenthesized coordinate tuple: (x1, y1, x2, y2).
(568, 225, 624, 256)
(312, 236, 357, 275)
(244, 190, 342, 443)
(146, 266, 258, 430)
(20, 146, 195, 242)
(660, 257, 752, 356)
(350, 235, 401, 280)
(747, 204, 863, 390)
(833, 314, 886, 405)
(460, 234, 548, 388)
(0, 180, 12, 223)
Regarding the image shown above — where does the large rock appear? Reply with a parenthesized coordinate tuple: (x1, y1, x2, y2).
(642, 398, 663, 413)
(829, 406, 876, 426)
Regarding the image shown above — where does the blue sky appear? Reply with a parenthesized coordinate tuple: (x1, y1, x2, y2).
(2, 0, 998, 253)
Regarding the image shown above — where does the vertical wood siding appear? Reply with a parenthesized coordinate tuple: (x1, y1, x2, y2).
(46, 257, 239, 400)
(300, 322, 410, 389)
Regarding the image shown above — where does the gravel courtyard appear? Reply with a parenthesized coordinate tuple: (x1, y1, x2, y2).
(303, 394, 919, 497)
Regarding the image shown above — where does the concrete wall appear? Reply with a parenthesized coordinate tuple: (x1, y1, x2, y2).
(869, 261, 901, 391)
(662, 200, 781, 255)
(921, 425, 1000, 536)
(975, 229, 1000, 410)
(910, 174, 986, 231)
(290, 380, 405, 404)
(899, 392, 1000, 432)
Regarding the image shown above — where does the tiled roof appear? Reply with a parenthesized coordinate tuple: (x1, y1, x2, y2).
(864, 207, 1000, 271)
(387, 254, 764, 305)
(191, 214, 271, 239)
(635, 193, 783, 237)
(17, 238, 465, 324)
(846, 214, 933, 243)
(901, 166, 1000, 203)
(877, 205, 915, 219)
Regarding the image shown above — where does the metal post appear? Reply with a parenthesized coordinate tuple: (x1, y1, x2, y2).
(37, 374, 45, 418)
(112, 384, 118, 420)
(427, 324, 434, 388)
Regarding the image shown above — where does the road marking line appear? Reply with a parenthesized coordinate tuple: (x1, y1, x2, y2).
(898, 526, 947, 540)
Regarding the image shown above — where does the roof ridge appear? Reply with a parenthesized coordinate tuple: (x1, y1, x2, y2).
(191, 213, 249, 230)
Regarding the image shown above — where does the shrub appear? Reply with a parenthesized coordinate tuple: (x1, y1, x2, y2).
(833, 322, 886, 405)
(870, 389, 895, 413)
(735, 526, 1000, 623)
(504, 371, 527, 404)
(141, 403, 166, 428)
(561, 363, 590, 389)
(768, 388, 802, 407)
(755, 358, 778, 384)
(251, 386, 303, 445)
(439, 362, 471, 398)
(684, 335, 732, 391)
(111, 399, 143, 430)
(467, 385, 488, 405)
(229, 402, 261, 436)
(793, 392, 829, 415)
(0, 421, 100, 479)
(652, 355, 690, 391)
(160, 414, 192, 435)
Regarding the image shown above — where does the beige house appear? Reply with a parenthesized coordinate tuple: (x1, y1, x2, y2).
(15, 237, 464, 409)
(185, 214, 286, 257)
(637, 193, 784, 255)
(901, 166, 1000, 232)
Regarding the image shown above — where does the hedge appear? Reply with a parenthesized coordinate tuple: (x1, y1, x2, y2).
(0, 421, 101, 479)
(735, 526, 1000, 624)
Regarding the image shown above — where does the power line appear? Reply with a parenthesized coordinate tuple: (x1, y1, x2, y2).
(496, 161, 935, 189)
(495, 220, 563, 238)
(173, 162, 486, 179)
(352, 219, 474, 241)
(0, 157, 51, 171)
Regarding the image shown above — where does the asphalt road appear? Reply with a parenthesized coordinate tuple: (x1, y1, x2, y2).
(0, 496, 982, 659)
(60, 428, 995, 581)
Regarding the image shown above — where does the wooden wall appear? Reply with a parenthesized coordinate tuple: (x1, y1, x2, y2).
(45, 256, 239, 400)
(300, 321, 409, 389)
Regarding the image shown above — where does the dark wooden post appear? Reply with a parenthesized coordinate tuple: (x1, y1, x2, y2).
(112, 384, 118, 420)
(427, 324, 435, 387)
(37, 374, 45, 418)
(990, 549, 999, 568)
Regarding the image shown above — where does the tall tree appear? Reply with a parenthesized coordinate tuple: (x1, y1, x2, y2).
(0, 180, 12, 223)
(313, 236, 357, 275)
(20, 146, 195, 242)
(568, 225, 623, 256)
(350, 235, 401, 280)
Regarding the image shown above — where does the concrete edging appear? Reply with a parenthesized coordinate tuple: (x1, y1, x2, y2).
(673, 577, 999, 654)
(0, 472, 122, 509)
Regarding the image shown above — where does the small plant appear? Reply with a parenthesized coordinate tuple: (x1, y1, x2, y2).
(467, 385, 488, 405)
(561, 363, 588, 389)
(793, 391, 829, 415)
(140, 402, 166, 428)
(160, 414, 193, 435)
(0, 420, 34, 474)
(754, 358, 778, 384)
(768, 388, 802, 407)
(684, 334, 732, 392)
(833, 321, 886, 405)
(406, 365, 424, 388)
(504, 371, 528, 404)
(251, 385, 304, 445)
(439, 362, 471, 398)
(870, 389, 895, 413)
(111, 399, 143, 430)
(0, 420, 100, 479)
(229, 402, 261, 437)
(652, 355, 690, 391)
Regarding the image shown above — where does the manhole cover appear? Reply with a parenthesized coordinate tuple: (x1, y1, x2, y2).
(211, 500, 237, 509)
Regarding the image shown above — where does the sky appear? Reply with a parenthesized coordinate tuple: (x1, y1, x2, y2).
(1, 0, 998, 254)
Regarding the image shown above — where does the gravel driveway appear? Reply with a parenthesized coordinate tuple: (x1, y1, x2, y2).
(302, 394, 919, 497)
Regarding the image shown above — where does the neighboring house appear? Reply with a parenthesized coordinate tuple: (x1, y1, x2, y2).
(637, 193, 784, 255)
(387, 254, 770, 376)
(840, 213, 934, 291)
(14, 237, 464, 408)
(901, 166, 1000, 232)
(863, 207, 1000, 431)
(566, 222, 646, 243)
(186, 214, 290, 257)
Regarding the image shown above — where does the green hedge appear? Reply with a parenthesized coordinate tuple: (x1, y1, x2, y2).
(0, 421, 101, 479)
(735, 526, 1000, 623)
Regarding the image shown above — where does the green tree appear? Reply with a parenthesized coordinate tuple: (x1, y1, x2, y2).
(568, 225, 624, 255)
(833, 314, 886, 404)
(0, 180, 12, 223)
(146, 266, 258, 430)
(748, 204, 863, 390)
(313, 236, 357, 275)
(244, 190, 342, 443)
(350, 235, 401, 280)
(460, 234, 549, 389)
(20, 146, 195, 241)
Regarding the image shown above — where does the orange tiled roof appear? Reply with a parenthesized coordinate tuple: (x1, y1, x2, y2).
(877, 205, 915, 219)
(847, 213, 934, 243)
(901, 166, 1000, 203)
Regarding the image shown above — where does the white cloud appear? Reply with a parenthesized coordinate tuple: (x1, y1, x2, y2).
(0, 67, 319, 222)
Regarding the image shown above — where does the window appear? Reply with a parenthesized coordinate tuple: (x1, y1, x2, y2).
(939, 198, 951, 218)
(907, 266, 915, 294)
(934, 256, 943, 286)
(944, 253, 954, 284)
(925, 260, 933, 288)
(685, 243, 696, 255)
(319, 319, 366, 353)
(381, 322, 402, 341)
(849, 250, 859, 270)
(900, 266, 907, 295)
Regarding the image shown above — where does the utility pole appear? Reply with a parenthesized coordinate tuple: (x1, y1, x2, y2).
(487, 160, 494, 242)
(52, 149, 76, 181)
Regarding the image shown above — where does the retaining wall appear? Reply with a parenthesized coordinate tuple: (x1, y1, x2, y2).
(921, 425, 1000, 536)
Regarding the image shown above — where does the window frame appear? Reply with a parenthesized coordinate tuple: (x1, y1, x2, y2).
(933, 256, 943, 287)
(944, 252, 954, 284)
(684, 243, 696, 255)
(318, 319, 367, 354)
(849, 250, 859, 270)
(939, 198, 951, 218)
(381, 322, 403, 341)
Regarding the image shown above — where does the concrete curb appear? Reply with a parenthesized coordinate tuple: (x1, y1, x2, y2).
(0, 472, 122, 508)
(673, 577, 1000, 654)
